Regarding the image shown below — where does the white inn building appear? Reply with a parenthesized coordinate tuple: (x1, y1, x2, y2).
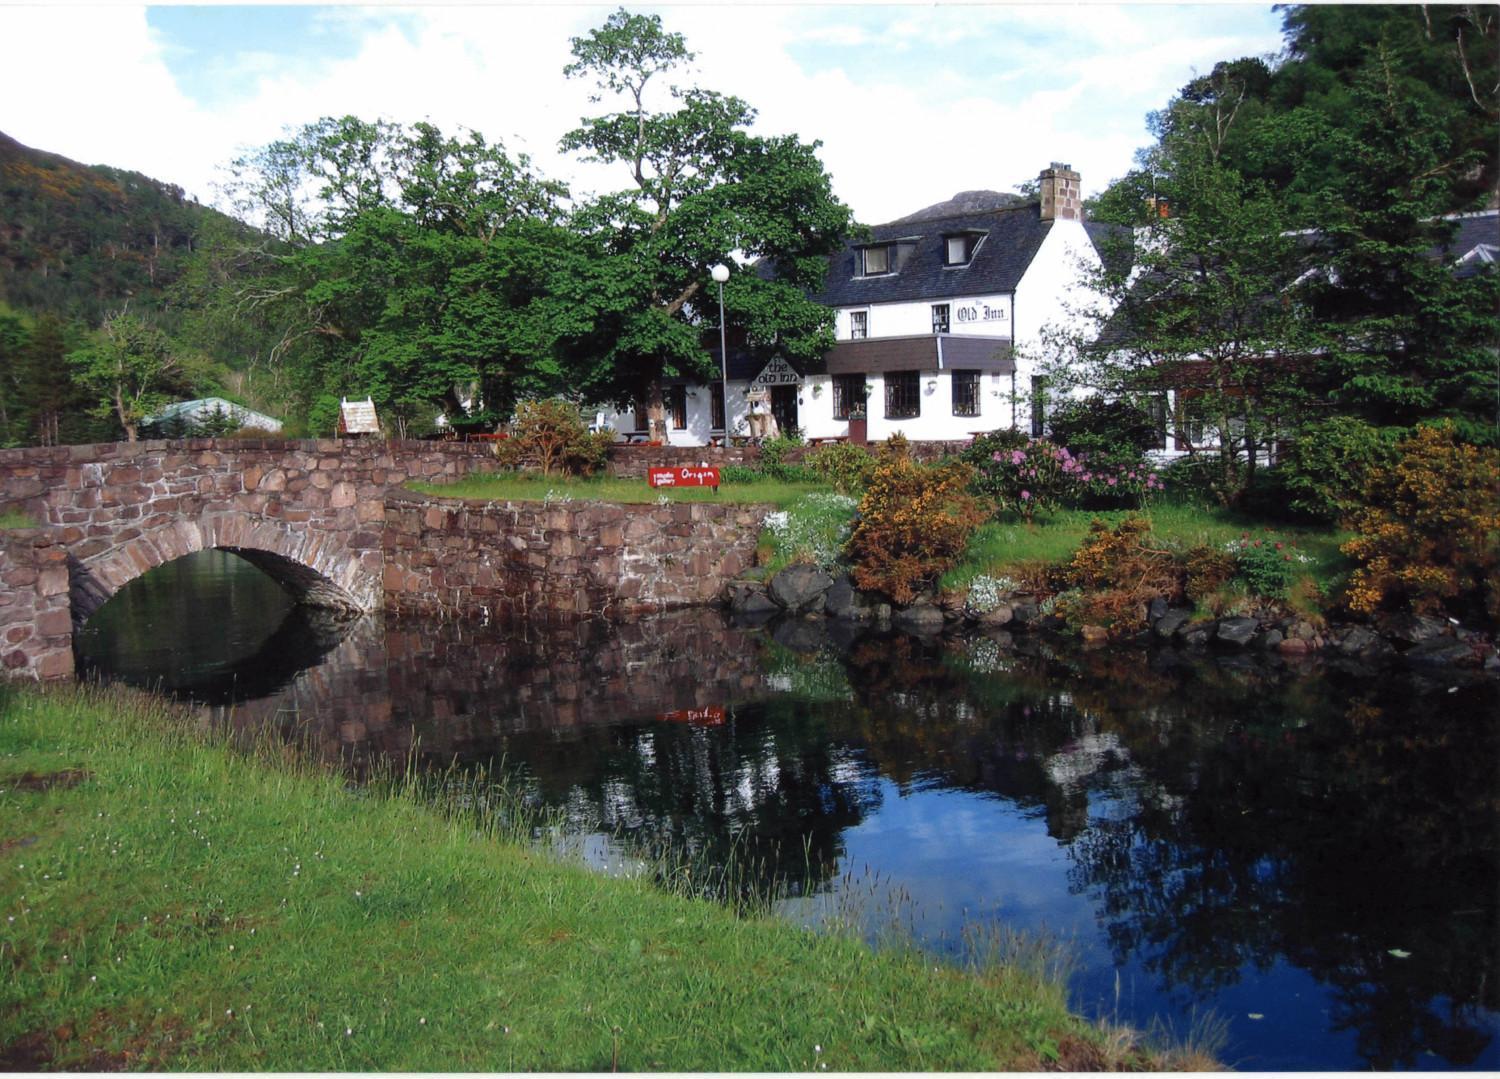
(601, 162, 1121, 445)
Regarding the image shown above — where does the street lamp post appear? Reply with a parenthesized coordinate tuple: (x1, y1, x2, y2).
(711, 263, 730, 443)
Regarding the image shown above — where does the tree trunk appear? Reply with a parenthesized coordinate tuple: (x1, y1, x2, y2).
(115, 384, 137, 442)
(645, 376, 667, 442)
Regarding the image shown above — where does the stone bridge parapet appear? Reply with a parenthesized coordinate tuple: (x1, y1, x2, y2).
(0, 438, 502, 641)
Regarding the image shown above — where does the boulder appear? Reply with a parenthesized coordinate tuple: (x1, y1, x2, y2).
(1381, 612, 1451, 647)
(1176, 619, 1218, 648)
(978, 603, 1014, 627)
(1403, 636, 1478, 668)
(824, 573, 873, 622)
(1336, 626, 1384, 658)
(1147, 597, 1170, 622)
(893, 603, 945, 634)
(768, 564, 834, 613)
(733, 586, 780, 617)
(1261, 628, 1285, 650)
(1216, 617, 1260, 648)
(1010, 601, 1041, 626)
(1153, 609, 1192, 641)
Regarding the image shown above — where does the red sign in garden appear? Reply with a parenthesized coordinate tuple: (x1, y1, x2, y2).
(647, 466, 721, 489)
(657, 707, 727, 727)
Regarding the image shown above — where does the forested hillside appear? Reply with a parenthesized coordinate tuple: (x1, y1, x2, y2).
(0, 132, 242, 324)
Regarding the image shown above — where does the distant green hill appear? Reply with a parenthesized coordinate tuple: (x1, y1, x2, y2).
(0, 131, 242, 325)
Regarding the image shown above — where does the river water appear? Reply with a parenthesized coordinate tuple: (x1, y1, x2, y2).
(75, 550, 1500, 1071)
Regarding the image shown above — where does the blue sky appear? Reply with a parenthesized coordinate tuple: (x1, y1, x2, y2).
(3, 3, 1288, 224)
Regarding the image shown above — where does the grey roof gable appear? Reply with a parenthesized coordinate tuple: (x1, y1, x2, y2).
(810, 203, 1125, 308)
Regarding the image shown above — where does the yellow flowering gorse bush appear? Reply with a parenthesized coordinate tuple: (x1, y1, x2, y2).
(1341, 424, 1500, 619)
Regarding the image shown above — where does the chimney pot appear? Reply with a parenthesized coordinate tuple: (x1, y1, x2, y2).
(1038, 162, 1082, 223)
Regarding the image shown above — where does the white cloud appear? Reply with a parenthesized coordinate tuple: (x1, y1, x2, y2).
(0, 3, 1287, 223)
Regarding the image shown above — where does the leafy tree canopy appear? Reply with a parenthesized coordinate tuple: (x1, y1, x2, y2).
(556, 7, 853, 437)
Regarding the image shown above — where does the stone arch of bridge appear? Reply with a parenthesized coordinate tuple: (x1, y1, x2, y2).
(68, 512, 375, 629)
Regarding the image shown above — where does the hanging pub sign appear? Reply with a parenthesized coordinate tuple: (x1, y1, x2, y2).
(753, 357, 802, 387)
(648, 465, 721, 489)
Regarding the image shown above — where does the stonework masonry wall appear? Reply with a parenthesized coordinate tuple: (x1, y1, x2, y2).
(383, 490, 771, 622)
(0, 438, 503, 624)
(0, 530, 75, 681)
(0, 434, 985, 681)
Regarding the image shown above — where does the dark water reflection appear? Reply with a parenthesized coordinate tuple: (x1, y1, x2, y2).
(77, 552, 1500, 1070)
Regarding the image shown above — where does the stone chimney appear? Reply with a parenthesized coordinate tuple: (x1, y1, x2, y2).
(1038, 162, 1082, 222)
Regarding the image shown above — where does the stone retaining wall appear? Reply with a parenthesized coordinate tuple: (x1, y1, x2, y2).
(0, 530, 75, 681)
(383, 490, 771, 622)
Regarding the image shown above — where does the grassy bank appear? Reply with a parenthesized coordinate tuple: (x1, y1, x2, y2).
(0, 683, 1198, 1071)
(942, 504, 1352, 595)
(410, 471, 829, 507)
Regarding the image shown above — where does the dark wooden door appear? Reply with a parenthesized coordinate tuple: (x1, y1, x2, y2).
(770, 385, 799, 437)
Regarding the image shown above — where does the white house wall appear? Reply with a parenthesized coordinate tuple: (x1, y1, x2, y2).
(835, 294, 1013, 340)
(1012, 219, 1111, 427)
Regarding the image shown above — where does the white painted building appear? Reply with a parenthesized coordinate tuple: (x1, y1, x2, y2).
(599, 163, 1121, 446)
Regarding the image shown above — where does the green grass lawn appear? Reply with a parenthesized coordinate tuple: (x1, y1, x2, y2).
(410, 471, 830, 508)
(942, 502, 1353, 595)
(0, 683, 1203, 1071)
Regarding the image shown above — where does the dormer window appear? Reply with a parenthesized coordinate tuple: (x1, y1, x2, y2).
(943, 231, 984, 266)
(860, 244, 892, 276)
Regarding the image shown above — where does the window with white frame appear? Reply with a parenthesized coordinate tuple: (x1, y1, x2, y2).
(849, 310, 869, 340)
(944, 233, 982, 266)
(860, 245, 891, 276)
(931, 304, 950, 334)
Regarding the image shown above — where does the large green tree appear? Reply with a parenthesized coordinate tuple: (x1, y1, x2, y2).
(1049, 107, 1317, 504)
(68, 309, 190, 442)
(557, 8, 853, 440)
(198, 117, 571, 435)
(1302, 43, 1500, 443)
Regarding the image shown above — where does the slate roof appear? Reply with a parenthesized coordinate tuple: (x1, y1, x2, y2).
(1438, 210, 1498, 278)
(809, 201, 1126, 308)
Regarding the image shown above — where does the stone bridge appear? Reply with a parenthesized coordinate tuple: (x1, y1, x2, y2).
(0, 438, 500, 678)
(0, 438, 772, 681)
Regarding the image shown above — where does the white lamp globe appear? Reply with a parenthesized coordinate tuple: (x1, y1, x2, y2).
(710, 263, 730, 283)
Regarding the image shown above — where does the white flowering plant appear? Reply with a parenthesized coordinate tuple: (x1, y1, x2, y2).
(761, 493, 859, 570)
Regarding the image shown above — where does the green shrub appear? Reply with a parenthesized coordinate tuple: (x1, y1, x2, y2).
(1224, 530, 1314, 599)
(846, 457, 987, 604)
(1278, 417, 1403, 524)
(756, 434, 815, 482)
(1342, 424, 1500, 620)
(1047, 395, 1162, 456)
(494, 398, 612, 476)
(805, 442, 877, 493)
